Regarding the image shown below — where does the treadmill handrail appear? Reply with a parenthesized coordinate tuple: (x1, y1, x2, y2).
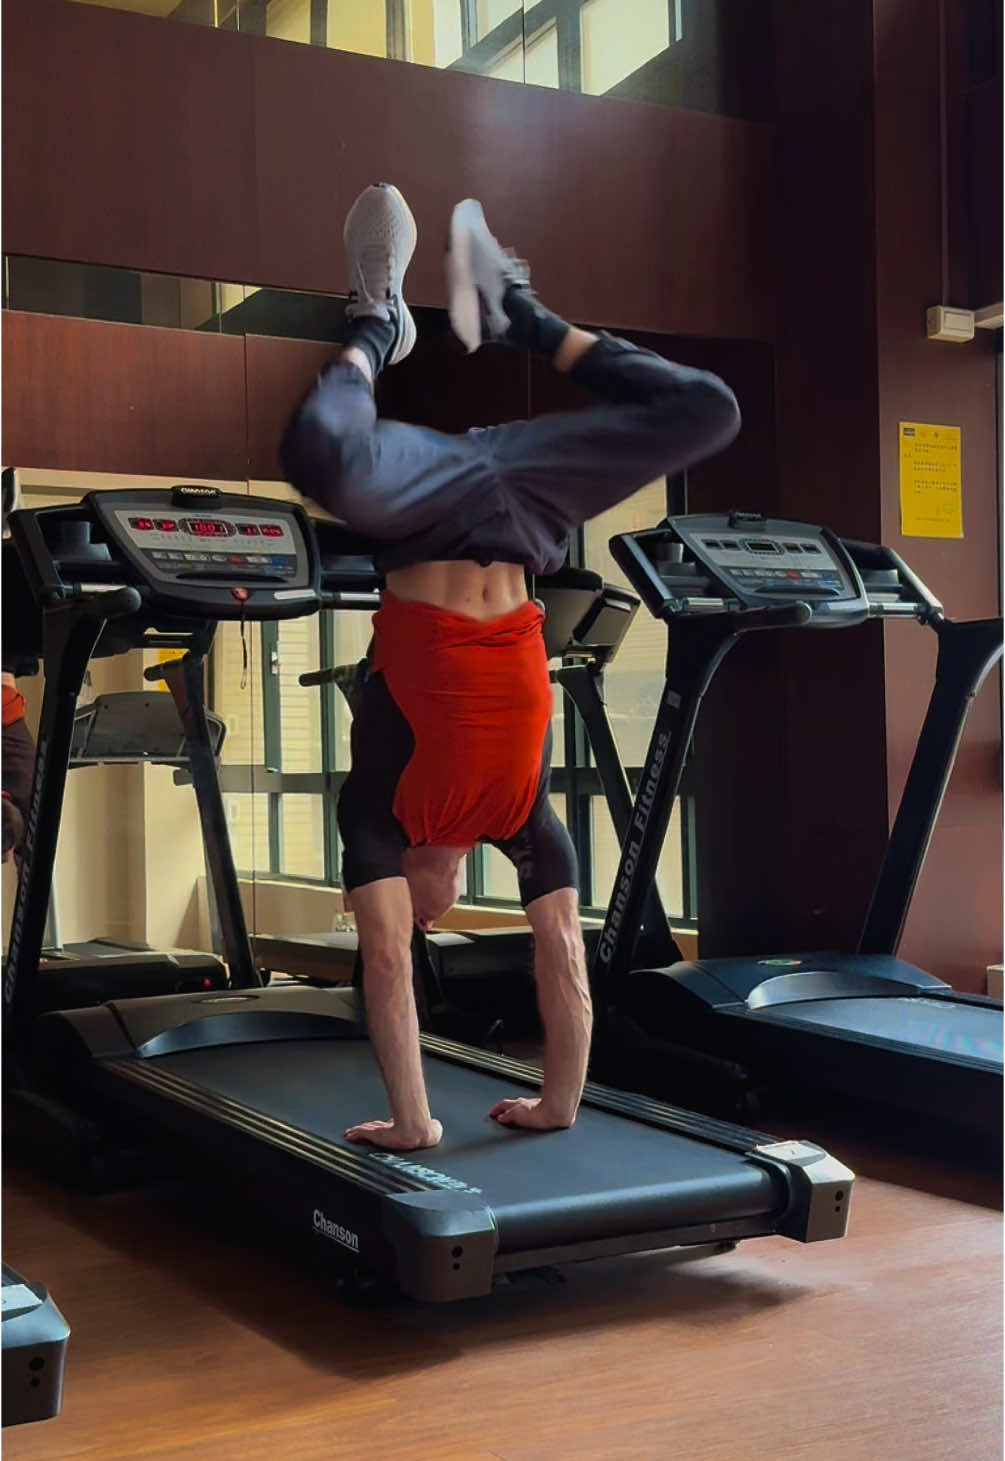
(859, 613, 1004, 955)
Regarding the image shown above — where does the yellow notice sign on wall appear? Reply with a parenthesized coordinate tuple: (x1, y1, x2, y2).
(899, 422, 963, 538)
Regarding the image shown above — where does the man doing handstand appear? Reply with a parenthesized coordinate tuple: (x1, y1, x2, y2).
(282, 184, 740, 1150)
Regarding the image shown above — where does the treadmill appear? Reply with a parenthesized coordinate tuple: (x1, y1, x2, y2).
(1, 536, 227, 1010)
(255, 554, 681, 1040)
(589, 512, 1003, 1147)
(1, 1266, 70, 1428)
(6, 490, 854, 1302)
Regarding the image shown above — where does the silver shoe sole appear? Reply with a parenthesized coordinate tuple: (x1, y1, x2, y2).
(447, 199, 510, 354)
(344, 183, 418, 367)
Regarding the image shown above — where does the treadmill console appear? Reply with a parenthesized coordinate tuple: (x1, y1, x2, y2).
(15, 487, 321, 621)
(676, 519, 858, 605)
(611, 513, 939, 628)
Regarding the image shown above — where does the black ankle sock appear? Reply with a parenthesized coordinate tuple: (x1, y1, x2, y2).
(344, 313, 396, 377)
(501, 284, 570, 359)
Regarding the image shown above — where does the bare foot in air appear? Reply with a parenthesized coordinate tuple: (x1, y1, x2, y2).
(345, 1118, 443, 1151)
(489, 1097, 573, 1132)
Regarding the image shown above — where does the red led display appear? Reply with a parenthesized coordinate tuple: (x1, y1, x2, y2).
(260, 524, 283, 537)
(130, 516, 154, 532)
(237, 523, 260, 536)
(186, 519, 231, 538)
(156, 519, 179, 532)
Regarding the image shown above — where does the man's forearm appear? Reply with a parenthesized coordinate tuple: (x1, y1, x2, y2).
(364, 957, 433, 1133)
(534, 951, 593, 1124)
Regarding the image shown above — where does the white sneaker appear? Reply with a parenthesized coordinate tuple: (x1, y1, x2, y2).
(343, 183, 417, 367)
(447, 198, 529, 354)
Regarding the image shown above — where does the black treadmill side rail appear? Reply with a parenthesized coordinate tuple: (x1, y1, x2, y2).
(95, 1054, 794, 1295)
(4, 591, 140, 1031)
(859, 614, 1004, 955)
(97, 1058, 500, 1302)
(421, 1034, 853, 1243)
(94, 1043, 849, 1292)
(1, 1266, 71, 1428)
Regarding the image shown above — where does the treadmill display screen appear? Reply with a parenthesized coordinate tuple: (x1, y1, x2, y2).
(186, 519, 233, 538)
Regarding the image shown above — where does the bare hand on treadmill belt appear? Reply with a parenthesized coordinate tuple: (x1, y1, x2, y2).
(489, 1097, 573, 1131)
(344, 1118, 444, 1151)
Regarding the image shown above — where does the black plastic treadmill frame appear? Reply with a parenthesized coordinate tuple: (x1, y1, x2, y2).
(49, 1002, 851, 1301)
(1, 1266, 70, 1428)
(591, 514, 1003, 993)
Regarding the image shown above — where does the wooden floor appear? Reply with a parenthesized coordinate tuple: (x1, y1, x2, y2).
(3, 1141, 1001, 1461)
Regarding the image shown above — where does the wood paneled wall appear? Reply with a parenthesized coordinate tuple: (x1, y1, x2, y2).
(2, 312, 247, 480)
(766, 0, 1001, 987)
(873, 0, 1002, 987)
(3, 0, 775, 341)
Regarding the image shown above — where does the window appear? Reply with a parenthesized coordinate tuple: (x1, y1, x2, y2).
(579, 0, 671, 97)
(487, 42, 524, 82)
(327, 0, 386, 57)
(280, 794, 326, 878)
(67, 0, 769, 120)
(525, 22, 559, 89)
(266, 0, 311, 44)
(476, 0, 521, 41)
(582, 479, 669, 767)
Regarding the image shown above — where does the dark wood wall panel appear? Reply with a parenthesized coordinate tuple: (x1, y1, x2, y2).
(246, 336, 339, 483)
(966, 77, 1004, 306)
(764, 0, 892, 958)
(873, 0, 1001, 990)
(3, 0, 775, 341)
(2, 0, 259, 288)
(2, 312, 247, 481)
(250, 38, 775, 339)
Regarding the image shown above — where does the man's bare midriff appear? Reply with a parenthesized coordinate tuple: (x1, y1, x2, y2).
(386, 560, 528, 620)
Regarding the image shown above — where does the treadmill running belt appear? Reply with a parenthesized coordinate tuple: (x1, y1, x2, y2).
(150, 1041, 785, 1251)
(750, 997, 1003, 1065)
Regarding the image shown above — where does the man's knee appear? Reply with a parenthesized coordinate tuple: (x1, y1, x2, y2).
(645, 366, 742, 457)
(280, 377, 377, 519)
